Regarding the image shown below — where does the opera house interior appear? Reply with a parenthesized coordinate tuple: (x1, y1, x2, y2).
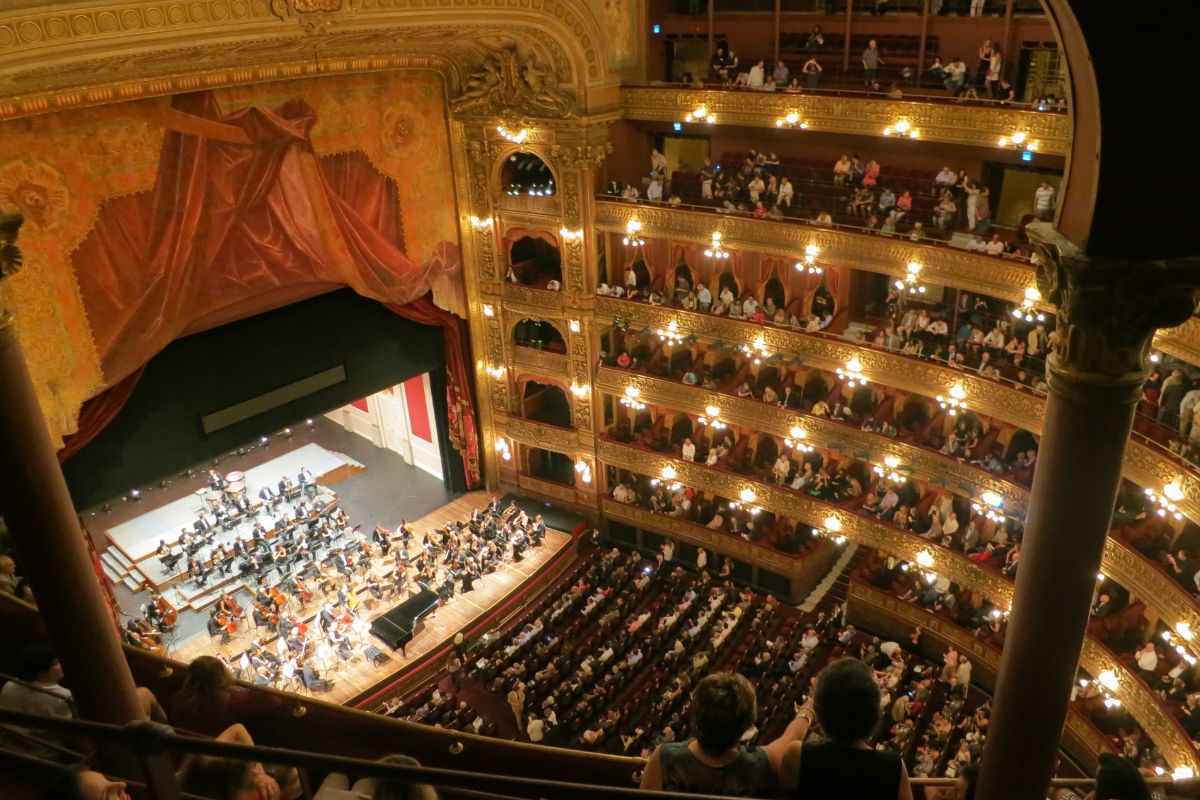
(0, 1, 1198, 799)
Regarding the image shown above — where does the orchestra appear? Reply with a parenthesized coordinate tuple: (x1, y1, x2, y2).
(131, 459, 548, 697)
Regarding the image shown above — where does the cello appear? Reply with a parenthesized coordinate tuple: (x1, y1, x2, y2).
(154, 595, 178, 629)
(213, 610, 238, 636)
(294, 577, 315, 605)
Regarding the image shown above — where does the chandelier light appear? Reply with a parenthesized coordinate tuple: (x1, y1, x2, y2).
(795, 243, 822, 274)
(836, 357, 867, 388)
(683, 105, 716, 125)
(704, 231, 730, 260)
(574, 459, 593, 484)
(937, 384, 968, 416)
(469, 215, 493, 229)
(569, 319, 581, 333)
(485, 364, 506, 379)
(482, 303, 495, 318)
(661, 465, 678, 481)
(873, 455, 905, 483)
(882, 119, 920, 138)
(915, 550, 935, 569)
(971, 490, 1006, 523)
(894, 261, 926, 295)
(1146, 483, 1185, 520)
(496, 125, 529, 144)
(742, 334, 771, 365)
(560, 227, 583, 241)
(1012, 286, 1047, 323)
(657, 320, 684, 346)
(997, 130, 1040, 152)
(620, 386, 646, 410)
(494, 437, 512, 461)
(698, 404, 727, 430)
(623, 219, 645, 247)
(785, 426, 813, 452)
(775, 111, 810, 129)
(570, 382, 589, 397)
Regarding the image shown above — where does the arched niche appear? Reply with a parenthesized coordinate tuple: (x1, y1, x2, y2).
(511, 317, 568, 352)
(520, 379, 572, 427)
(505, 228, 563, 289)
(498, 150, 557, 197)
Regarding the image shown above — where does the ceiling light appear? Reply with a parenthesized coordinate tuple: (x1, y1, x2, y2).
(623, 220, 644, 247)
(496, 125, 528, 144)
(620, 386, 646, 410)
(894, 261, 926, 295)
(704, 231, 730, 260)
(836, 357, 867, 388)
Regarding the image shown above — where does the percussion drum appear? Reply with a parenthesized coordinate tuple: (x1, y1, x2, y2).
(205, 491, 225, 511)
(226, 480, 247, 502)
(225, 470, 245, 484)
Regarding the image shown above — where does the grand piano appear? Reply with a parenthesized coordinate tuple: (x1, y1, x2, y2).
(370, 586, 439, 653)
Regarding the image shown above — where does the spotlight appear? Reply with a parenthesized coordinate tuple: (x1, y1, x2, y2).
(284, 428, 293, 437)
(307, 419, 315, 427)
(131, 489, 141, 501)
(102, 503, 111, 512)
(159, 480, 168, 489)
(260, 436, 269, 445)
(237, 448, 247, 457)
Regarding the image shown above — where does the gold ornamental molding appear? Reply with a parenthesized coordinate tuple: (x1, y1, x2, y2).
(1155, 315, 1200, 368)
(602, 497, 813, 578)
(620, 87, 1072, 157)
(594, 296, 1200, 526)
(0, 1, 614, 123)
(503, 417, 579, 456)
(503, 283, 564, 314)
(511, 346, 568, 379)
(596, 437, 1193, 768)
(596, 366, 1200, 651)
(594, 366, 1029, 514)
(515, 472, 580, 506)
(1080, 637, 1200, 771)
(847, 582, 1113, 770)
(594, 201, 1037, 304)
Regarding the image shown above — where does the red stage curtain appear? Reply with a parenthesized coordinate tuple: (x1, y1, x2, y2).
(68, 92, 479, 485)
(57, 366, 145, 462)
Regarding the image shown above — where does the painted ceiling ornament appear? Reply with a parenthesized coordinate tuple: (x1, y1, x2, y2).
(0, 211, 23, 280)
(0, 158, 70, 235)
(380, 107, 416, 153)
(451, 46, 576, 119)
(270, 0, 355, 33)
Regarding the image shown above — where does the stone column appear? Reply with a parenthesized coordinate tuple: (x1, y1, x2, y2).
(0, 213, 145, 727)
(977, 223, 1200, 800)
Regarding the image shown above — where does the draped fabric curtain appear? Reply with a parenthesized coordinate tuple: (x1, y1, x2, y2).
(56, 366, 145, 462)
(66, 91, 478, 485)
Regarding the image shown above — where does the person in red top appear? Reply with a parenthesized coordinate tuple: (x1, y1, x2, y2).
(168, 656, 282, 738)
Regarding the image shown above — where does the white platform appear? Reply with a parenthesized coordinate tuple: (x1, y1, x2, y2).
(104, 443, 361, 563)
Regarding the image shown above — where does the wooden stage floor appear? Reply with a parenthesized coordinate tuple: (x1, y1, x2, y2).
(168, 491, 573, 705)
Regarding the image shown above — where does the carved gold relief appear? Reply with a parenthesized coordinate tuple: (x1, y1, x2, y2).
(620, 87, 1071, 157)
(504, 417, 579, 456)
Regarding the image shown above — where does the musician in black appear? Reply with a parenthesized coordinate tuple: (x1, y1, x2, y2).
(193, 513, 212, 533)
(298, 466, 316, 495)
(258, 484, 278, 504)
(208, 469, 226, 490)
(277, 474, 294, 496)
(373, 526, 392, 557)
(531, 514, 547, 546)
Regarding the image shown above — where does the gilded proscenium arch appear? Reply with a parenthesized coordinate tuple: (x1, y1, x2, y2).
(847, 582, 1115, 772)
(596, 366, 1200, 664)
(594, 201, 1039, 304)
(595, 202, 1200, 372)
(602, 497, 824, 580)
(595, 439, 1200, 771)
(0, 1, 614, 121)
(620, 87, 1072, 158)
(593, 296, 1200, 528)
(595, 366, 1029, 514)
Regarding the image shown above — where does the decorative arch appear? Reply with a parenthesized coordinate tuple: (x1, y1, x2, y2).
(493, 147, 560, 197)
(510, 317, 568, 352)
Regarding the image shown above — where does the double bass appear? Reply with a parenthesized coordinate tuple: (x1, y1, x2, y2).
(154, 595, 178, 629)
(294, 577, 315, 605)
(213, 610, 238, 636)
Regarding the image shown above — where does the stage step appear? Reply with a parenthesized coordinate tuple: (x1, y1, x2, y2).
(100, 551, 129, 577)
(101, 561, 123, 585)
(121, 574, 143, 592)
(107, 547, 134, 570)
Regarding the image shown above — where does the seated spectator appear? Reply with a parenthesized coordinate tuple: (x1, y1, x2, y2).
(169, 655, 281, 738)
(640, 672, 814, 795)
(314, 753, 439, 800)
(180, 723, 303, 800)
(781, 658, 913, 798)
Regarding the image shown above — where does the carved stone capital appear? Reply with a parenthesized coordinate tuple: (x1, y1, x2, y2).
(550, 141, 613, 170)
(1028, 222, 1200, 403)
(0, 211, 25, 327)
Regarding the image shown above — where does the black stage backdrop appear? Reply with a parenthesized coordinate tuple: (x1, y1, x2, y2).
(64, 289, 465, 508)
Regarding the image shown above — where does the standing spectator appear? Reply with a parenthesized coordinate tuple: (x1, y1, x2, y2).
(447, 652, 463, 689)
(779, 177, 795, 208)
(748, 59, 766, 89)
(964, 181, 980, 231)
(862, 40, 883, 85)
(975, 188, 991, 233)
(806, 26, 825, 54)
(975, 40, 992, 90)
(527, 713, 545, 743)
(650, 148, 668, 179)
(711, 47, 730, 81)
(986, 49, 1003, 96)
(773, 60, 789, 85)
(507, 681, 526, 730)
(701, 159, 714, 199)
(780, 658, 912, 797)
(1034, 181, 1056, 217)
(970, 0, 986, 15)
(696, 547, 708, 572)
(802, 56, 823, 89)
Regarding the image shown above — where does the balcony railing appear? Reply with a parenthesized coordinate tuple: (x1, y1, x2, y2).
(621, 85, 1071, 155)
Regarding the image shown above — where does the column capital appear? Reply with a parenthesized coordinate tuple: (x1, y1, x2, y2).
(1029, 221, 1200, 404)
(0, 211, 25, 327)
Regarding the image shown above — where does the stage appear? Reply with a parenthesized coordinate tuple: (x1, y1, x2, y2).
(168, 491, 575, 705)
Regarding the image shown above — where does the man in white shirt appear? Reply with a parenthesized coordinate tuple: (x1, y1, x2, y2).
(1034, 182, 1055, 216)
(650, 148, 668, 178)
(748, 59, 765, 88)
(779, 177, 794, 208)
(646, 177, 663, 202)
(526, 714, 545, 742)
(985, 235, 1006, 255)
(696, 284, 712, 312)
(742, 295, 758, 318)
(681, 438, 696, 462)
(935, 166, 957, 188)
(1135, 642, 1158, 677)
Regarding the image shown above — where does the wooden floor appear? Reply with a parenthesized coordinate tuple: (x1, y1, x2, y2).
(168, 491, 573, 705)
